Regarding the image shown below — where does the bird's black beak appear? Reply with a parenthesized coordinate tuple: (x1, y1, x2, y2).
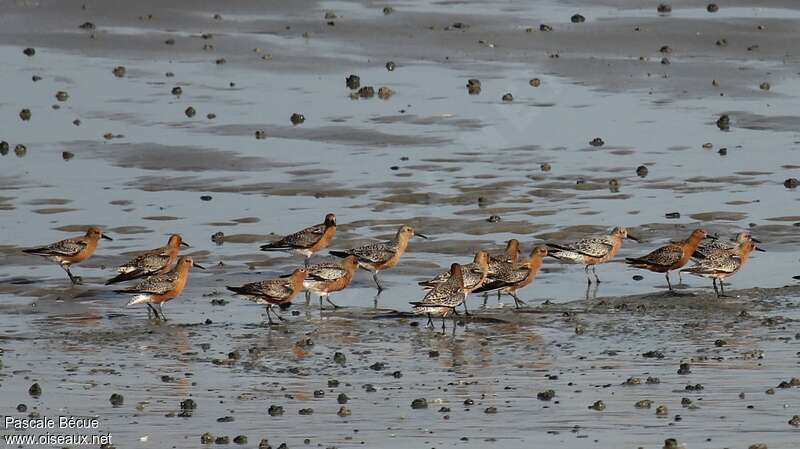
(101, 234, 113, 241)
(193, 262, 206, 270)
(705, 234, 718, 240)
(180, 241, 191, 247)
(627, 234, 641, 242)
(415, 233, 429, 239)
(751, 237, 762, 244)
(754, 246, 766, 252)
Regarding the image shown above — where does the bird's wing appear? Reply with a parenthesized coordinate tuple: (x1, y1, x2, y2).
(569, 237, 614, 258)
(270, 223, 325, 249)
(239, 279, 293, 298)
(119, 252, 171, 273)
(28, 238, 87, 256)
(124, 271, 179, 294)
(633, 244, 684, 267)
(307, 262, 347, 281)
(347, 241, 398, 264)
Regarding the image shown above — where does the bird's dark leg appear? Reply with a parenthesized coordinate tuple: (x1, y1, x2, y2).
(155, 302, 168, 321)
(719, 279, 728, 297)
(591, 265, 600, 284)
(462, 297, 470, 316)
(584, 265, 592, 285)
(712, 278, 719, 297)
(441, 316, 446, 333)
(510, 292, 527, 309)
(482, 292, 488, 307)
(665, 272, 673, 291)
(372, 271, 384, 291)
(62, 264, 82, 285)
(326, 297, 341, 309)
(265, 306, 275, 325)
(496, 290, 501, 302)
(426, 313, 433, 329)
(305, 290, 311, 306)
(146, 303, 157, 319)
(678, 271, 683, 286)
(304, 258, 310, 268)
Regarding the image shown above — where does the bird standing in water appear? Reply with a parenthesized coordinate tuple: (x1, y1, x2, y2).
(23, 226, 113, 284)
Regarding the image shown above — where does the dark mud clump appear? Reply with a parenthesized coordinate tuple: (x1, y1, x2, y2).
(716, 114, 731, 130)
(785, 178, 799, 189)
(290, 113, 305, 125)
(657, 4, 672, 13)
(19, 109, 31, 121)
(23, 47, 35, 56)
(466, 79, 481, 95)
(112, 66, 126, 77)
(571, 14, 586, 23)
(185, 107, 196, 118)
(346, 74, 360, 90)
(502, 93, 513, 102)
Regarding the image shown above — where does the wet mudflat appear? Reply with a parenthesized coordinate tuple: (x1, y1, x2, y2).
(1, 0, 800, 447)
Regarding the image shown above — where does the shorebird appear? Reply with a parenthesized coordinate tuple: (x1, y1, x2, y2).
(302, 256, 359, 309)
(483, 239, 521, 304)
(411, 263, 466, 332)
(106, 234, 189, 285)
(693, 232, 752, 260)
(330, 224, 428, 291)
(473, 246, 548, 308)
(260, 213, 337, 266)
(547, 227, 639, 284)
(117, 256, 205, 320)
(418, 250, 490, 315)
(626, 229, 713, 291)
(23, 226, 113, 284)
(682, 234, 763, 297)
(227, 268, 307, 325)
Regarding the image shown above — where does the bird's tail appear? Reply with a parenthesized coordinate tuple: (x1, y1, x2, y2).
(105, 270, 145, 285)
(226, 286, 247, 295)
(471, 280, 509, 294)
(260, 243, 290, 252)
(22, 247, 49, 255)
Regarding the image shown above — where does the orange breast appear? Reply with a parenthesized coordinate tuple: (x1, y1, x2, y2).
(309, 226, 336, 253)
(508, 257, 543, 293)
(63, 239, 98, 264)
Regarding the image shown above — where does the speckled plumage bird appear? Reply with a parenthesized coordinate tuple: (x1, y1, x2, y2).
(693, 232, 752, 260)
(419, 250, 489, 292)
(116, 256, 205, 320)
(626, 229, 713, 291)
(411, 263, 466, 331)
(488, 239, 520, 273)
(303, 256, 359, 309)
(23, 226, 113, 284)
(682, 234, 763, 297)
(330, 224, 428, 291)
(547, 227, 639, 284)
(227, 268, 307, 325)
(483, 239, 520, 303)
(419, 250, 489, 314)
(473, 246, 548, 308)
(260, 213, 337, 266)
(106, 234, 189, 285)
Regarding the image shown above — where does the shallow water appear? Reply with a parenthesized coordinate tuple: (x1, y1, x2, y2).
(1, 0, 800, 447)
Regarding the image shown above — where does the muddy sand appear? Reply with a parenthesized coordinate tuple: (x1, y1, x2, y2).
(1, 0, 800, 448)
